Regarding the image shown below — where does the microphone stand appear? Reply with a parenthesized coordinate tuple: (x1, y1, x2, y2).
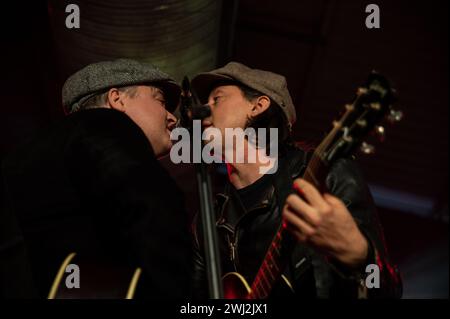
(181, 77, 223, 299)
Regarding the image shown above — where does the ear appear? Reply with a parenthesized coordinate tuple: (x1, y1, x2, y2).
(250, 95, 271, 117)
(106, 88, 126, 112)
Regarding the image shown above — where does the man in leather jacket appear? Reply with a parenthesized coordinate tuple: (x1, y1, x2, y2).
(0, 59, 192, 298)
(190, 62, 402, 299)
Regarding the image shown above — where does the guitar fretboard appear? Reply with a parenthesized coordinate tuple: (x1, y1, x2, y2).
(248, 131, 337, 299)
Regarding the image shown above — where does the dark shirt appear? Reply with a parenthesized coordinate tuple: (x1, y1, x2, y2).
(236, 174, 274, 212)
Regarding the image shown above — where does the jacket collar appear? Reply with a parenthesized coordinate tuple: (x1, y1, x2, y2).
(215, 147, 309, 231)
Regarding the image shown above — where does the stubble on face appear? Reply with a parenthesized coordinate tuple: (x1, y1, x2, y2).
(123, 86, 176, 157)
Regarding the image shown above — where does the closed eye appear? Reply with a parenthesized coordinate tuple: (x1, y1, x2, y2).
(153, 89, 166, 106)
(155, 98, 166, 106)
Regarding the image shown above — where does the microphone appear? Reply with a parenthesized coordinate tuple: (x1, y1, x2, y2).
(191, 104, 211, 120)
(179, 76, 211, 128)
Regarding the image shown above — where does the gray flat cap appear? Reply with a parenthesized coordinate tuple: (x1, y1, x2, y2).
(191, 62, 296, 126)
(62, 58, 181, 113)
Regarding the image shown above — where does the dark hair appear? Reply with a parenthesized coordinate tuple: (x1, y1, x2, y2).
(236, 83, 295, 156)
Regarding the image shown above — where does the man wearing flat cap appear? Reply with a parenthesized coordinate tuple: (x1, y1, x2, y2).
(0, 59, 191, 298)
(190, 62, 402, 299)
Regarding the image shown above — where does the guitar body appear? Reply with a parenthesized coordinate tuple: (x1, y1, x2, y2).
(222, 272, 294, 299)
(222, 272, 251, 299)
(48, 252, 142, 299)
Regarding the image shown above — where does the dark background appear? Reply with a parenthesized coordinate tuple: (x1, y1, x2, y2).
(0, 0, 448, 298)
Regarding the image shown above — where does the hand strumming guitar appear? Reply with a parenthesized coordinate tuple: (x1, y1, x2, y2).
(282, 178, 369, 269)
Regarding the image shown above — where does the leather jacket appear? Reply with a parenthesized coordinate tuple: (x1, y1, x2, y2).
(191, 147, 402, 299)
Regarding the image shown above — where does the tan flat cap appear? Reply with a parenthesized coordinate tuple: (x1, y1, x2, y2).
(191, 62, 296, 126)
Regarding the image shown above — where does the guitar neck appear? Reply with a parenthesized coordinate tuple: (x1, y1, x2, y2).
(248, 222, 295, 299)
(247, 72, 397, 299)
(249, 154, 328, 299)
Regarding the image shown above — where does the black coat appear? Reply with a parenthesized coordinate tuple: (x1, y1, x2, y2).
(0, 108, 191, 298)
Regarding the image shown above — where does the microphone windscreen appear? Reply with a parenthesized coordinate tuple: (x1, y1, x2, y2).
(191, 104, 211, 119)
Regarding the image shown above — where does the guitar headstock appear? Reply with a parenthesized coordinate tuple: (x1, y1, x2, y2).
(320, 71, 402, 165)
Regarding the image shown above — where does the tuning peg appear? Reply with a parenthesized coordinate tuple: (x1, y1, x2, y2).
(388, 109, 403, 123)
(370, 102, 381, 110)
(360, 142, 375, 154)
(375, 125, 385, 142)
(357, 87, 368, 96)
(345, 103, 354, 111)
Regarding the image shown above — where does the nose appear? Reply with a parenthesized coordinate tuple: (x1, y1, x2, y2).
(166, 111, 177, 130)
(201, 104, 213, 127)
(202, 118, 212, 128)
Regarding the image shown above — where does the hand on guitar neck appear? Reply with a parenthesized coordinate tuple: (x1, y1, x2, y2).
(283, 178, 369, 269)
(220, 72, 401, 299)
(281, 71, 399, 272)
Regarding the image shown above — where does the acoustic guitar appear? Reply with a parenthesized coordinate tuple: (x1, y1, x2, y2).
(48, 72, 401, 299)
(222, 71, 402, 299)
(48, 252, 141, 299)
